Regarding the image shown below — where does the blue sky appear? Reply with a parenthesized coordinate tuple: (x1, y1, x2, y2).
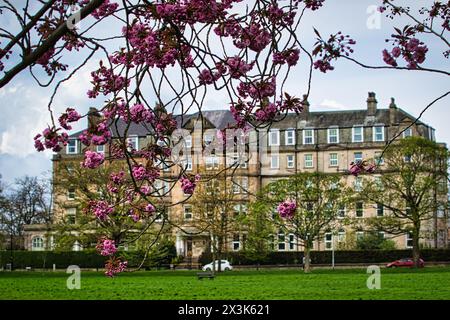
(0, 0, 448, 184)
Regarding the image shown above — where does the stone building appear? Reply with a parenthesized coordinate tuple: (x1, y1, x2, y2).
(23, 92, 449, 258)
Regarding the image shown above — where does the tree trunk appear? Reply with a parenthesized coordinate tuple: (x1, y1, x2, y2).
(412, 228, 421, 268)
(304, 245, 311, 273)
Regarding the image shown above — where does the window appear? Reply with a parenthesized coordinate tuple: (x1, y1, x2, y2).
(157, 137, 169, 147)
(32, 237, 44, 251)
(127, 136, 138, 151)
(374, 176, 384, 190)
(67, 188, 76, 200)
(406, 232, 413, 248)
(303, 129, 314, 144)
(206, 156, 219, 170)
(278, 232, 285, 251)
(356, 231, 364, 241)
(329, 153, 338, 167)
(404, 155, 412, 163)
(232, 177, 248, 194)
(67, 139, 78, 154)
(184, 135, 192, 148)
(374, 152, 384, 165)
(327, 127, 339, 144)
(338, 230, 346, 242)
(268, 129, 280, 146)
(156, 159, 170, 172)
(378, 231, 385, 240)
(289, 234, 295, 250)
(286, 155, 295, 169)
(204, 134, 213, 146)
(184, 156, 193, 171)
(352, 126, 364, 143)
(338, 205, 346, 218)
(162, 181, 170, 195)
(356, 202, 364, 217)
(231, 153, 247, 169)
(96, 144, 105, 153)
(373, 125, 385, 142)
(285, 129, 295, 145)
(377, 203, 384, 217)
(354, 152, 363, 163)
(304, 154, 313, 168)
(233, 234, 240, 251)
(241, 177, 248, 193)
(72, 241, 82, 252)
(325, 233, 333, 250)
(184, 205, 193, 220)
(354, 177, 363, 192)
(403, 127, 412, 138)
(270, 155, 279, 169)
(66, 208, 76, 224)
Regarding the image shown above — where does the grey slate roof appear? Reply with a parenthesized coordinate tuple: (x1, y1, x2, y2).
(68, 107, 427, 139)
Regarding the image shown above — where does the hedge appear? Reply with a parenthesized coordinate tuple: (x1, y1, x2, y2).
(198, 249, 450, 266)
(0, 250, 169, 269)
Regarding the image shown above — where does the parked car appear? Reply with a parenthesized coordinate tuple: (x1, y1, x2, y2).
(386, 258, 424, 268)
(202, 260, 233, 271)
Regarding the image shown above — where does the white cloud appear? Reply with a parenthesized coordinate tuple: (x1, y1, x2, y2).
(316, 99, 347, 111)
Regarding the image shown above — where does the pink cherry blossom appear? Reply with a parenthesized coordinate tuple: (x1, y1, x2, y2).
(87, 200, 114, 220)
(81, 150, 105, 169)
(277, 200, 297, 219)
(96, 238, 117, 256)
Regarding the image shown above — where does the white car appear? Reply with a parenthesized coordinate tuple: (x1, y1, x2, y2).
(202, 260, 233, 271)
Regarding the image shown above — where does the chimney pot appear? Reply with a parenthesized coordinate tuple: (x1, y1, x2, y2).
(367, 92, 377, 116)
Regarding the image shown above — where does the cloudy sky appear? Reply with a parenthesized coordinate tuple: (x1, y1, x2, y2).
(0, 0, 448, 185)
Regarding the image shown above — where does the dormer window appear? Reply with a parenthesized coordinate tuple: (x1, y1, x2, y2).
(403, 127, 412, 138)
(67, 139, 78, 154)
(303, 129, 314, 145)
(127, 136, 138, 150)
(327, 127, 339, 144)
(373, 125, 385, 142)
(285, 129, 295, 145)
(268, 129, 280, 146)
(352, 126, 364, 143)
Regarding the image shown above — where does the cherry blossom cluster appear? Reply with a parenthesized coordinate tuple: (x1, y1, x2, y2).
(277, 200, 297, 219)
(180, 174, 201, 195)
(79, 120, 111, 146)
(153, 0, 239, 25)
(131, 164, 160, 182)
(91, 0, 118, 20)
(296, 0, 325, 11)
(34, 127, 68, 152)
(87, 61, 129, 98)
(105, 258, 127, 277)
(265, 3, 296, 26)
(383, 28, 429, 69)
(58, 108, 81, 130)
(81, 150, 105, 169)
(273, 48, 301, 67)
(96, 238, 118, 256)
(349, 160, 376, 177)
(312, 30, 356, 73)
(87, 200, 114, 221)
(128, 103, 155, 124)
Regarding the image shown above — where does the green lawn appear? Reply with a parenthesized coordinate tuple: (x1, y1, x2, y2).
(1, 267, 449, 300)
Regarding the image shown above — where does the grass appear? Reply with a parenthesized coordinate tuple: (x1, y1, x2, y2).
(1, 267, 449, 300)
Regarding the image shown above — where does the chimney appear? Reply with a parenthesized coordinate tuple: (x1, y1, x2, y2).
(302, 94, 310, 120)
(367, 92, 377, 116)
(389, 97, 397, 124)
(87, 107, 102, 131)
